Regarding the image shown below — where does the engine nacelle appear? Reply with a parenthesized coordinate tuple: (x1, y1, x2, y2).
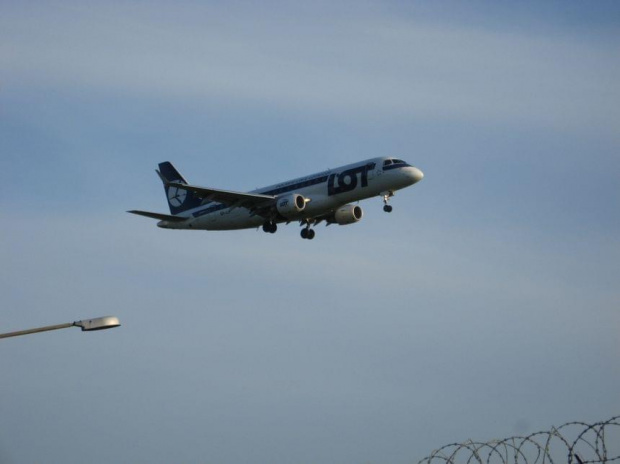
(332, 204, 363, 225)
(276, 193, 306, 218)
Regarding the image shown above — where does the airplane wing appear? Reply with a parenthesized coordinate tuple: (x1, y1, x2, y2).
(167, 182, 275, 212)
(127, 210, 188, 222)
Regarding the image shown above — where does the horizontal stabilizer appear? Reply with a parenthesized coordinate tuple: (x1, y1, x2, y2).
(127, 210, 188, 222)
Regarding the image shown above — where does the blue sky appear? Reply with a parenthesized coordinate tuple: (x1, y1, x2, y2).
(1, 1, 619, 463)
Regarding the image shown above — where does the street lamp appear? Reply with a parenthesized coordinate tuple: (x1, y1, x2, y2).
(0, 316, 121, 339)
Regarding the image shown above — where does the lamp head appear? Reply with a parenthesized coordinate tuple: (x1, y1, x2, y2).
(74, 316, 121, 332)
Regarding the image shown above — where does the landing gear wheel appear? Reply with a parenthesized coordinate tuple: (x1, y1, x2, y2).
(382, 191, 394, 213)
(263, 221, 277, 233)
(300, 228, 315, 239)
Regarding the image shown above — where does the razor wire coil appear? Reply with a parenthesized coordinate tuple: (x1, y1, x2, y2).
(418, 416, 620, 464)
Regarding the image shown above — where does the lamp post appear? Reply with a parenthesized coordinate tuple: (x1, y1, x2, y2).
(0, 316, 121, 339)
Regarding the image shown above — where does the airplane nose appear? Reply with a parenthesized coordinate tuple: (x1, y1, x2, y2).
(410, 167, 424, 183)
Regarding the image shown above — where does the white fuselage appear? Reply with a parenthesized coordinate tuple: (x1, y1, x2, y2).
(158, 157, 423, 230)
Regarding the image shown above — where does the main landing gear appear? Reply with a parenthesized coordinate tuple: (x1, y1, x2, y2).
(382, 191, 394, 213)
(262, 220, 316, 239)
(262, 221, 277, 234)
(300, 227, 315, 240)
(300, 219, 316, 240)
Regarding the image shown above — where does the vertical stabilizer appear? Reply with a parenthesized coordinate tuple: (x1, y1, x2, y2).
(157, 162, 203, 215)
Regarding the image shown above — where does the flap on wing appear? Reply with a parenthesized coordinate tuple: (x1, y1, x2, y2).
(167, 182, 275, 209)
(127, 210, 188, 222)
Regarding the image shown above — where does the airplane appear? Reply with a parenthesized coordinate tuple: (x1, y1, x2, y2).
(128, 157, 424, 240)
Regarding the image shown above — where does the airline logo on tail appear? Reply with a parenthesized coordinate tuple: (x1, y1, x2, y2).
(167, 186, 187, 207)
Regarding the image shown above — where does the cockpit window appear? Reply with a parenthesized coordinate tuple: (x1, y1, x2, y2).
(383, 158, 410, 171)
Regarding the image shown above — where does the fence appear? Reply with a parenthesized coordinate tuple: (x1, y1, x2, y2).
(418, 416, 620, 464)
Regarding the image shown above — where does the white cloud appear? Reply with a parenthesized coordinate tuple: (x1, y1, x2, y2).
(2, 1, 618, 135)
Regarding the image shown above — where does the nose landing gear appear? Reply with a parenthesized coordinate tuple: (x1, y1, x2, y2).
(382, 191, 394, 212)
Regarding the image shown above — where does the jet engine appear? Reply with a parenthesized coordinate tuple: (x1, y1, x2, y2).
(276, 193, 307, 218)
(331, 204, 363, 225)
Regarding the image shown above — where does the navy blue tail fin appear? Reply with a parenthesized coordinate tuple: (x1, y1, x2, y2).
(157, 162, 203, 215)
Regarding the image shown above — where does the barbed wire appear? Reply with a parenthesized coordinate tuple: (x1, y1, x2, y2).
(418, 416, 620, 464)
